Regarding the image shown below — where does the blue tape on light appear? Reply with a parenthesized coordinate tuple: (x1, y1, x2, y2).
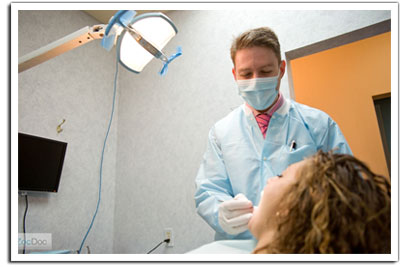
(102, 10, 137, 51)
(159, 46, 182, 76)
(101, 33, 116, 51)
(119, 10, 136, 27)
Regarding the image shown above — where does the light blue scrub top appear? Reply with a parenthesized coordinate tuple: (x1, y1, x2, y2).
(195, 98, 352, 240)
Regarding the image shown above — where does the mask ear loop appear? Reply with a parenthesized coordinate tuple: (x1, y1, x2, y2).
(159, 46, 182, 76)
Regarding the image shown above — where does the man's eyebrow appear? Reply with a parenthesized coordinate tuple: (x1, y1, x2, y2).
(261, 63, 275, 67)
(238, 64, 275, 72)
(237, 68, 252, 73)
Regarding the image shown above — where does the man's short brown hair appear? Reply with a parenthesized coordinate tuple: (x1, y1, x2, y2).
(230, 27, 281, 65)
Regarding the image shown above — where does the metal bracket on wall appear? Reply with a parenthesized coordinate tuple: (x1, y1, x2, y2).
(57, 119, 66, 134)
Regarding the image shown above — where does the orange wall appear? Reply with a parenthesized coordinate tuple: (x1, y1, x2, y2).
(290, 32, 390, 177)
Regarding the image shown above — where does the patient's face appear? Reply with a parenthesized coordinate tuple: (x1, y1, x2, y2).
(248, 160, 306, 239)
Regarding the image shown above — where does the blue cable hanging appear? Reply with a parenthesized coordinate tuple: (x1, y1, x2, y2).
(78, 51, 119, 254)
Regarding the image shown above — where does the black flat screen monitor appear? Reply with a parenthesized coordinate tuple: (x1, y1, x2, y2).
(18, 133, 67, 193)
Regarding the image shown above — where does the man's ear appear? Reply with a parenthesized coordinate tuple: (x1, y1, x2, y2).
(279, 60, 286, 78)
(232, 67, 237, 81)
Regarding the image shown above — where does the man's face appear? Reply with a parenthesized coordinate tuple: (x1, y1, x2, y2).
(232, 46, 285, 84)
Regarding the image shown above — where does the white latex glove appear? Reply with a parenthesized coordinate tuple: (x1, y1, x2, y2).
(218, 193, 253, 235)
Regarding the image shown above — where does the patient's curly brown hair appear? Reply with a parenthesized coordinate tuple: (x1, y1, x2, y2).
(254, 150, 391, 254)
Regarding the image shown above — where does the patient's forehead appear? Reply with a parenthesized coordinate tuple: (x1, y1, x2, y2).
(285, 159, 308, 176)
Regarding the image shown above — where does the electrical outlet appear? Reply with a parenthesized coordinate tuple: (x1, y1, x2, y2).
(164, 228, 174, 247)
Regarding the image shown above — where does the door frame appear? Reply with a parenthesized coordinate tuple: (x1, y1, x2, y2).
(285, 19, 391, 100)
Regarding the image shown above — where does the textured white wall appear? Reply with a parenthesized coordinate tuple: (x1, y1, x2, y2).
(113, 9, 391, 254)
(18, 10, 118, 253)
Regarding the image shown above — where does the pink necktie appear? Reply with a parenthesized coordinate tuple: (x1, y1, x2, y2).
(255, 113, 271, 138)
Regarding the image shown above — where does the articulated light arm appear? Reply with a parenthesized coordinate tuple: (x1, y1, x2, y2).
(18, 24, 106, 73)
(125, 25, 168, 62)
(18, 11, 181, 75)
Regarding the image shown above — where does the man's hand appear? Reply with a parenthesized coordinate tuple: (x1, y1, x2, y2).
(218, 193, 253, 235)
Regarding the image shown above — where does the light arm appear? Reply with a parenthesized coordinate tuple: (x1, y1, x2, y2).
(125, 25, 168, 62)
(18, 24, 106, 73)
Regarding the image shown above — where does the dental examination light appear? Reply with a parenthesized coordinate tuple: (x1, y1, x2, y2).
(18, 10, 181, 75)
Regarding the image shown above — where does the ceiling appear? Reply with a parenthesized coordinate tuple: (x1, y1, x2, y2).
(83, 10, 170, 24)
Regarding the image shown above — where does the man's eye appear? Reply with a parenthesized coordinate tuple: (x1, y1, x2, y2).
(277, 174, 283, 178)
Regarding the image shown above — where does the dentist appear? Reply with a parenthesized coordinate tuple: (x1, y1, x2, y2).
(194, 27, 352, 240)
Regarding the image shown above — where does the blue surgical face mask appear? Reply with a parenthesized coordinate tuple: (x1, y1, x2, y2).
(237, 72, 280, 111)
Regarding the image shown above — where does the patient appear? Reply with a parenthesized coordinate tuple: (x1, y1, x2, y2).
(248, 150, 391, 254)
